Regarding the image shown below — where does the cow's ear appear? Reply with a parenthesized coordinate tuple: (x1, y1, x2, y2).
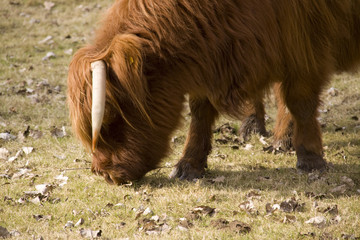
(104, 34, 152, 125)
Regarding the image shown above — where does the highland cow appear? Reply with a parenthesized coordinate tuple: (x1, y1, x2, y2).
(68, 0, 360, 184)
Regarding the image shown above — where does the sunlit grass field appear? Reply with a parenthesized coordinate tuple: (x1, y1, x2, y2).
(1, 1, 359, 239)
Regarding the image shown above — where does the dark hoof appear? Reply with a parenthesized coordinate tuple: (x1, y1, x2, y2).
(296, 145, 327, 172)
(169, 162, 205, 181)
(273, 121, 294, 151)
(273, 138, 294, 152)
(238, 114, 268, 142)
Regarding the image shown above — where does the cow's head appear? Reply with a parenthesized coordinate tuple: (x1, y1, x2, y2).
(68, 34, 173, 184)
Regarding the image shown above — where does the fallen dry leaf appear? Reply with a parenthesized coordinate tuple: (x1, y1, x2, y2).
(214, 154, 227, 159)
(12, 168, 31, 179)
(8, 230, 20, 238)
(4, 196, 14, 203)
(33, 215, 51, 221)
(317, 205, 338, 215)
(19, 183, 55, 205)
(215, 138, 229, 144)
(35, 184, 55, 195)
(305, 216, 326, 228)
(50, 126, 66, 138)
(134, 207, 145, 220)
(23, 126, 31, 138)
(30, 197, 41, 205)
(299, 232, 316, 237)
(305, 191, 324, 199)
(0, 132, 16, 141)
(9, 0, 20, 5)
(114, 203, 125, 208)
(22, 147, 34, 155)
(208, 194, 216, 202)
(280, 198, 305, 213)
(283, 215, 296, 223)
(263, 145, 286, 154)
(0, 174, 10, 179)
(42, 52, 56, 61)
(178, 218, 193, 231)
(23, 191, 42, 198)
(351, 116, 359, 121)
(17, 131, 25, 143)
(114, 222, 126, 230)
(64, 48, 73, 55)
(229, 220, 251, 234)
(327, 87, 339, 96)
(341, 233, 360, 239)
(244, 144, 253, 150)
(105, 203, 114, 208)
(36, 79, 50, 88)
(150, 215, 160, 222)
(159, 223, 171, 234)
(265, 203, 280, 214)
(143, 207, 153, 216)
(210, 218, 229, 229)
(0, 118, 6, 128)
(320, 232, 334, 240)
(210, 175, 225, 183)
(246, 190, 261, 200)
(187, 205, 216, 220)
(335, 126, 346, 132)
(0, 148, 9, 160)
(138, 217, 171, 235)
(55, 173, 68, 187)
(64, 221, 74, 228)
(29, 129, 43, 139)
(138, 218, 157, 232)
(330, 184, 347, 194)
(259, 136, 268, 145)
(0, 226, 10, 238)
(214, 123, 237, 135)
(331, 215, 341, 224)
(8, 149, 23, 162)
(257, 176, 271, 181)
(75, 218, 84, 227)
(211, 219, 251, 234)
(79, 228, 102, 238)
(44, 1, 55, 11)
(38, 35, 53, 44)
(341, 176, 355, 187)
(17, 197, 26, 204)
(239, 200, 255, 211)
(307, 172, 321, 182)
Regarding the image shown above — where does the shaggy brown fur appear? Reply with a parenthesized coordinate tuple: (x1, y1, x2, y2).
(68, 0, 360, 184)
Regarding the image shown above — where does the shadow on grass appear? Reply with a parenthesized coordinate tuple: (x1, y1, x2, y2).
(139, 163, 360, 198)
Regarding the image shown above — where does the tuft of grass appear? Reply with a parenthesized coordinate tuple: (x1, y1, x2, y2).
(1, 1, 359, 239)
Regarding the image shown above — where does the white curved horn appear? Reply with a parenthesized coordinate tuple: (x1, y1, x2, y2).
(91, 60, 106, 152)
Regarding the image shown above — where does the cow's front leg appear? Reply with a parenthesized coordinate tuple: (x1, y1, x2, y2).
(282, 78, 327, 171)
(170, 97, 218, 180)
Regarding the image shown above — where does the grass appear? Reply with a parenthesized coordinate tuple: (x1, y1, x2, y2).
(1, 0, 360, 239)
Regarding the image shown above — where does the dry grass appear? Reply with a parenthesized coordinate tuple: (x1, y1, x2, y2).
(1, 1, 359, 239)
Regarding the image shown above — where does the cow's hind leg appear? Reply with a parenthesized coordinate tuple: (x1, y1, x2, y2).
(238, 97, 269, 142)
(282, 79, 327, 171)
(170, 97, 218, 180)
(273, 82, 294, 150)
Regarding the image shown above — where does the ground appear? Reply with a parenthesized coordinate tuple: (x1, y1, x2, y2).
(0, 1, 359, 239)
